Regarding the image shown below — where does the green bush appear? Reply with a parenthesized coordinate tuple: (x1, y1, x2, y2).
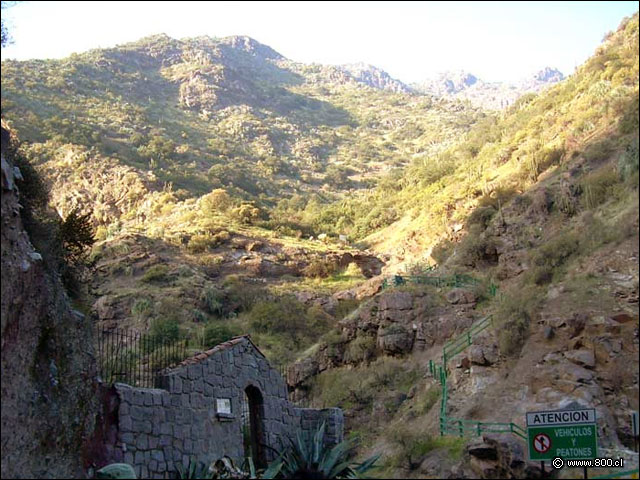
(618, 136, 639, 183)
(140, 264, 169, 283)
(131, 298, 153, 320)
(386, 427, 439, 471)
(200, 286, 225, 316)
(344, 335, 377, 364)
(149, 316, 181, 343)
(302, 259, 339, 278)
(553, 183, 579, 216)
(465, 206, 497, 230)
(530, 231, 580, 271)
(200, 188, 233, 214)
(456, 231, 498, 267)
(191, 309, 207, 323)
(186, 234, 214, 253)
(495, 285, 542, 356)
(223, 276, 265, 313)
(59, 207, 96, 265)
(203, 322, 235, 349)
(247, 297, 306, 335)
(580, 165, 620, 209)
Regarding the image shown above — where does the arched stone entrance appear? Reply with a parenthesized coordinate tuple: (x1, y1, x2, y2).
(241, 385, 266, 467)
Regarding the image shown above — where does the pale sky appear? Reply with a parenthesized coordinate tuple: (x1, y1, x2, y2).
(1, 1, 638, 83)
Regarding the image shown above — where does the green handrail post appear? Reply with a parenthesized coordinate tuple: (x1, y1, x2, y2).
(458, 420, 464, 437)
(591, 468, 640, 479)
(477, 422, 482, 436)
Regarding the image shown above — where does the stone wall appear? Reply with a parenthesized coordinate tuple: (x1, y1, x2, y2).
(298, 408, 344, 447)
(108, 337, 343, 478)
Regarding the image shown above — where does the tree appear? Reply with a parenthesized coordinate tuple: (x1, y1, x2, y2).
(60, 207, 95, 265)
(1, 1, 18, 48)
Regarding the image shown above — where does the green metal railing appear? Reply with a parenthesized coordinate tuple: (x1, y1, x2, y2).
(428, 315, 525, 441)
(382, 273, 481, 289)
(440, 417, 527, 440)
(443, 315, 493, 364)
(382, 273, 499, 302)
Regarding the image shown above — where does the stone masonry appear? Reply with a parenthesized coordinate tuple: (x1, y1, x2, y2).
(108, 336, 343, 479)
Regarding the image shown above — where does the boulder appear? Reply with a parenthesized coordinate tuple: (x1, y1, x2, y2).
(567, 313, 588, 338)
(483, 344, 499, 365)
(377, 325, 414, 355)
(93, 295, 118, 321)
(558, 362, 594, 383)
(496, 250, 528, 280)
(446, 288, 477, 305)
(351, 253, 385, 278)
(564, 349, 595, 369)
(468, 345, 486, 365)
(467, 440, 498, 460)
(468, 344, 499, 366)
(286, 358, 319, 388)
(454, 354, 471, 370)
(378, 291, 413, 311)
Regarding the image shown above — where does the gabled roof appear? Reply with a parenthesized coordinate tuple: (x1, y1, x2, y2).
(172, 335, 266, 369)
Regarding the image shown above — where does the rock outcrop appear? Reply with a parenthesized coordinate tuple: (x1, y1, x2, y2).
(1, 127, 99, 478)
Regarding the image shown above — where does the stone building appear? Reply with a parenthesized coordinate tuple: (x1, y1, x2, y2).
(100, 336, 343, 478)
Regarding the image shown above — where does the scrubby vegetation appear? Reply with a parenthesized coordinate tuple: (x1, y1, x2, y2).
(1, 11, 638, 480)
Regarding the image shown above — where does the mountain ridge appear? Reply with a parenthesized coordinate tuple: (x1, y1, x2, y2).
(413, 66, 565, 109)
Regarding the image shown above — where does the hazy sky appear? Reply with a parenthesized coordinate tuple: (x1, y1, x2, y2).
(2, 1, 638, 83)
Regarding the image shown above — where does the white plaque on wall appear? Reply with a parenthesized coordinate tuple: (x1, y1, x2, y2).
(216, 398, 231, 415)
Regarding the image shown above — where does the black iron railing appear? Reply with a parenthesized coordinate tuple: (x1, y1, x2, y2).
(97, 328, 187, 388)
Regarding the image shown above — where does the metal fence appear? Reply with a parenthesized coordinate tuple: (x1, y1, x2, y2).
(427, 317, 526, 441)
(97, 328, 187, 388)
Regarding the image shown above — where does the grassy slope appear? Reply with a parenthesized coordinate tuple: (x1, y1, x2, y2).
(358, 13, 638, 269)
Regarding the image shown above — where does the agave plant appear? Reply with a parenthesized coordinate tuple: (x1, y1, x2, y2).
(176, 457, 214, 479)
(96, 463, 137, 479)
(263, 422, 380, 479)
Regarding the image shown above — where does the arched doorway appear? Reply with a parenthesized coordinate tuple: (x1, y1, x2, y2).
(241, 385, 266, 467)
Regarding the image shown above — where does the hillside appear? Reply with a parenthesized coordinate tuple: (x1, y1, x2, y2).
(0, 33, 487, 367)
(1, 34, 484, 236)
(0, 10, 638, 480)
(287, 12, 639, 478)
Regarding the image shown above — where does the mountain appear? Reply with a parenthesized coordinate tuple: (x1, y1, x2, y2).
(1, 12, 638, 479)
(338, 62, 413, 93)
(413, 67, 565, 109)
(0, 32, 486, 368)
(1, 33, 483, 235)
(413, 70, 480, 96)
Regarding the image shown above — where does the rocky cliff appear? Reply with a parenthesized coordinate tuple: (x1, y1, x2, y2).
(1, 125, 99, 478)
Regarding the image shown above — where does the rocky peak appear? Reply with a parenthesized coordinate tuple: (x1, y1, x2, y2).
(219, 35, 284, 60)
(339, 62, 412, 93)
(531, 66, 564, 83)
(413, 67, 565, 110)
(413, 70, 482, 96)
